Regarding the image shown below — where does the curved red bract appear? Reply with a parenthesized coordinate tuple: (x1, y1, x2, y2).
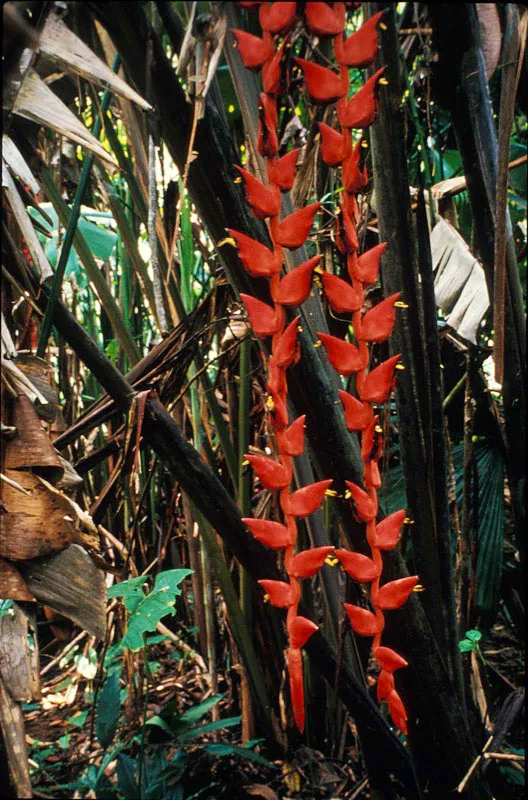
(230, 5, 413, 736)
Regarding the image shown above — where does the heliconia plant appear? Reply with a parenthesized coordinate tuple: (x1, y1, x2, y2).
(231, 1, 417, 736)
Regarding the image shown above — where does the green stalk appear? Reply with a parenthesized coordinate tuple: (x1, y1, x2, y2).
(37, 54, 121, 358)
(238, 337, 252, 623)
(39, 165, 141, 364)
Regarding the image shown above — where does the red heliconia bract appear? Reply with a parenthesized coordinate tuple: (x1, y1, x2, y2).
(231, 28, 274, 71)
(259, 1, 297, 34)
(358, 354, 401, 404)
(344, 603, 382, 636)
(235, 165, 280, 219)
(240, 294, 280, 337)
(230, 5, 412, 736)
(345, 481, 376, 521)
(318, 122, 346, 167)
(228, 229, 281, 277)
(259, 579, 293, 608)
(274, 256, 320, 306)
(360, 292, 400, 342)
(288, 615, 318, 649)
(278, 415, 306, 457)
(268, 148, 300, 191)
(320, 271, 363, 313)
(257, 91, 279, 156)
(243, 518, 293, 549)
(318, 333, 368, 376)
(338, 67, 386, 129)
(374, 646, 409, 672)
(335, 550, 380, 582)
(377, 669, 395, 702)
(295, 58, 348, 104)
(290, 546, 334, 578)
(273, 316, 300, 368)
(275, 202, 321, 249)
(285, 480, 333, 518)
(305, 2, 346, 36)
(245, 454, 291, 490)
(352, 241, 387, 284)
(339, 389, 374, 431)
(373, 509, 406, 550)
(378, 576, 419, 610)
(334, 10, 384, 67)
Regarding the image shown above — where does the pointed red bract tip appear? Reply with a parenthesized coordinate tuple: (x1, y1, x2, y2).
(291, 546, 334, 578)
(344, 481, 376, 521)
(321, 271, 363, 314)
(268, 148, 300, 191)
(285, 479, 333, 518)
(288, 615, 318, 649)
(258, 579, 293, 608)
(335, 550, 380, 582)
(262, 35, 290, 96)
(304, 2, 345, 36)
(358, 354, 400, 404)
(338, 67, 386, 129)
(360, 292, 400, 343)
(229, 229, 281, 277)
(275, 202, 321, 250)
(351, 242, 388, 285)
(334, 11, 384, 68)
(377, 669, 395, 702)
(240, 294, 280, 337)
(257, 92, 279, 157)
(231, 28, 274, 71)
(374, 645, 408, 672)
(245, 454, 291, 490)
(339, 390, 373, 431)
(234, 165, 281, 220)
(275, 256, 320, 306)
(259, 1, 297, 34)
(372, 509, 406, 550)
(318, 333, 368, 376)
(242, 518, 293, 550)
(318, 122, 346, 167)
(274, 316, 300, 369)
(278, 415, 306, 457)
(344, 603, 381, 636)
(295, 58, 348, 104)
(378, 576, 419, 610)
(287, 647, 306, 732)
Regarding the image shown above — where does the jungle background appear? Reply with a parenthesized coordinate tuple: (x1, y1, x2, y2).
(0, 2, 525, 799)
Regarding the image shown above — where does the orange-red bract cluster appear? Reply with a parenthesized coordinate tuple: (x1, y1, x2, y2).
(231, 1, 415, 736)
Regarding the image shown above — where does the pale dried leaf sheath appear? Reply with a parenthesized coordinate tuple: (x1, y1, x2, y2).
(39, 13, 152, 110)
(12, 69, 116, 167)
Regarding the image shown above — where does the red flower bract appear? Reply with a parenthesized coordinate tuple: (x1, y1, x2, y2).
(358, 354, 400, 404)
(240, 294, 280, 337)
(275, 202, 321, 249)
(229, 229, 281, 277)
(338, 67, 386, 129)
(318, 333, 368, 376)
(285, 479, 333, 518)
(231, 28, 274, 71)
(318, 122, 346, 166)
(360, 292, 400, 343)
(259, 1, 297, 34)
(259, 579, 293, 607)
(268, 148, 300, 191)
(344, 603, 381, 636)
(235, 165, 281, 219)
(305, 2, 345, 36)
(295, 58, 348, 104)
(274, 256, 320, 306)
(345, 481, 376, 521)
(334, 11, 384, 67)
(243, 518, 293, 549)
(378, 576, 419, 610)
(372, 509, 406, 550)
(321, 271, 363, 313)
(245, 454, 291, 490)
(335, 550, 380, 582)
(374, 645, 408, 672)
(339, 390, 373, 431)
(288, 615, 318, 649)
(290, 546, 334, 578)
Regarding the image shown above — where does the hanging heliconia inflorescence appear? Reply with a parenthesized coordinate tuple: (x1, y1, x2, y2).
(230, 1, 417, 735)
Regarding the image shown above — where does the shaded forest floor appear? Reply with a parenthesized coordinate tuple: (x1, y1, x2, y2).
(25, 607, 524, 800)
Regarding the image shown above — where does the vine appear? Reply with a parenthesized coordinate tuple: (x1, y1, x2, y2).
(231, 1, 417, 735)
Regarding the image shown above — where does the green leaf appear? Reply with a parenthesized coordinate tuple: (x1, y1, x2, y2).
(68, 710, 88, 729)
(167, 694, 223, 733)
(144, 715, 175, 736)
(176, 715, 241, 744)
(117, 570, 192, 652)
(465, 630, 482, 643)
(458, 639, 475, 653)
(203, 742, 271, 767)
(117, 754, 138, 800)
(0, 600, 14, 619)
(96, 673, 121, 749)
